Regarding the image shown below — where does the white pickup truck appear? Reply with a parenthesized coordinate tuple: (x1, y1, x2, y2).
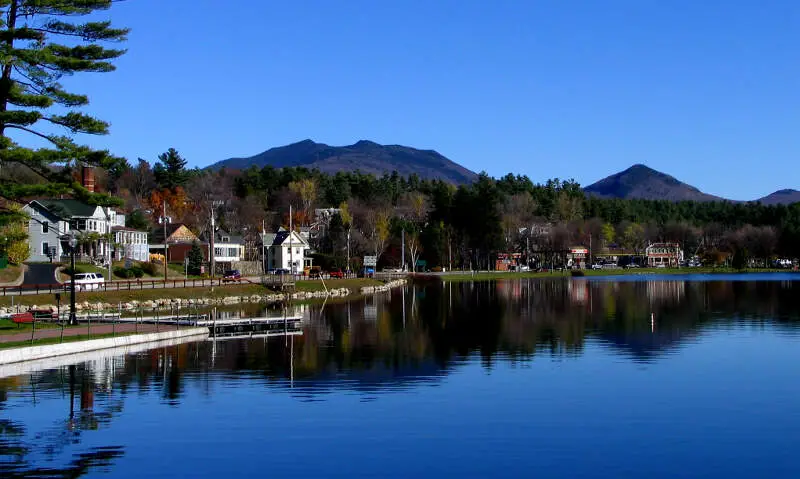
(72, 272, 105, 291)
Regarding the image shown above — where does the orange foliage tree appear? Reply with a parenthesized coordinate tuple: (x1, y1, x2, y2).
(148, 187, 189, 223)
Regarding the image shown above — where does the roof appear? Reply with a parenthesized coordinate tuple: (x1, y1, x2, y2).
(260, 233, 277, 245)
(24, 201, 65, 221)
(37, 199, 101, 219)
(271, 230, 309, 247)
(150, 223, 197, 244)
(199, 229, 244, 244)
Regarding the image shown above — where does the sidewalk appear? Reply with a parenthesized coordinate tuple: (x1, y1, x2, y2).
(0, 322, 183, 344)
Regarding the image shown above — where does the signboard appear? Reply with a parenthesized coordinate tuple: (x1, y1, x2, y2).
(124, 258, 133, 269)
(363, 255, 377, 267)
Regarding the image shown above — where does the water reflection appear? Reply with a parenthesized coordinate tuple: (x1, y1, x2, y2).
(1, 277, 800, 476)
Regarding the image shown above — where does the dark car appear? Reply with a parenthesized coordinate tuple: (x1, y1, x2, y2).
(222, 269, 242, 282)
(273, 268, 290, 275)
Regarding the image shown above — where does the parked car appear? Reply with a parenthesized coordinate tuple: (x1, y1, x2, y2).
(272, 268, 290, 275)
(625, 264, 640, 269)
(222, 269, 242, 282)
(73, 272, 104, 291)
(591, 263, 603, 270)
(329, 268, 345, 279)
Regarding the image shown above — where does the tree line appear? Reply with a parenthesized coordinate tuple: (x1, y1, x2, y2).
(97, 154, 800, 270)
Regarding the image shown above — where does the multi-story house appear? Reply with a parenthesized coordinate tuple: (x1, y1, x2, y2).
(21, 200, 71, 262)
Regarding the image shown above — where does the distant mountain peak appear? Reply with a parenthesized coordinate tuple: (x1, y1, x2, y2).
(584, 164, 721, 202)
(209, 139, 477, 184)
(757, 188, 800, 205)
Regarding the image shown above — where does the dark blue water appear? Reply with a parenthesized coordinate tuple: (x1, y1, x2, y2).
(2, 278, 800, 478)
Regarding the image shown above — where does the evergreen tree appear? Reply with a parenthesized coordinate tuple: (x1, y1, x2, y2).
(187, 241, 203, 275)
(0, 0, 128, 225)
(153, 148, 189, 190)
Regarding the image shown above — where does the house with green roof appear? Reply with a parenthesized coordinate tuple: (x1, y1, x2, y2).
(22, 199, 131, 263)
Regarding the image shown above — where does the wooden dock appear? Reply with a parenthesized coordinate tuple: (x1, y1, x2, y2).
(261, 274, 296, 292)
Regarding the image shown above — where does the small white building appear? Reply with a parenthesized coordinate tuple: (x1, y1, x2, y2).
(207, 229, 244, 263)
(112, 226, 149, 262)
(265, 230, 312, 273)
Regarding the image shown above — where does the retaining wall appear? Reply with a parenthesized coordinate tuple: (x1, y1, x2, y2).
(0, 327, 209, 366)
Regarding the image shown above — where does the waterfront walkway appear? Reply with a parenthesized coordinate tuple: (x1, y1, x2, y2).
(0, 323, 182, 344)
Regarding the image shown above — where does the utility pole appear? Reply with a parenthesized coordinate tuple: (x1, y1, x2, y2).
(162, 200, 168, 280)
(401, 228, 405, 271)
(262, 220, 267, 274)
(346, 228, 351, 273)
(289, 204, 294, 275)
(106, 208, 112, 281)
(210, 205, 216, 278)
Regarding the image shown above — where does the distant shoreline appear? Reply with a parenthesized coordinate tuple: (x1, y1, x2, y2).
(434, 268, 799, 282)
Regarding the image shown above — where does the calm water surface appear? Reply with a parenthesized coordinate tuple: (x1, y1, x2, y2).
(2, 277, 800, 478)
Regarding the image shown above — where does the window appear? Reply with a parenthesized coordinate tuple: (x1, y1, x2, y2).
(42, 242, 49, 255)
(42, 221, 49, 233)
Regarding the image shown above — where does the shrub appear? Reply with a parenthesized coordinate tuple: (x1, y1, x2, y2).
(113, 266, 135, 279)
(130, 266, 144, 278)
(140, 262, 158, 276)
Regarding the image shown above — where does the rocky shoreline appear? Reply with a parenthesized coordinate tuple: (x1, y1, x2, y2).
(1, 279, 407, 315)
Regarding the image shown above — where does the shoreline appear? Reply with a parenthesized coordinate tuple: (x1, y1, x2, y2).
(0, 278, 407, 318)
(434, 268, 799, 282)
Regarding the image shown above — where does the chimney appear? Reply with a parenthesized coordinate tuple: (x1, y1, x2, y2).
(81, 165, 95, 192)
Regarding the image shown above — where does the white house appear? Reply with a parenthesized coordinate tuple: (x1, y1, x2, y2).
(265, 230, 312, 273)
(209, 229, 244, 263)
(112, 226, 149, 262)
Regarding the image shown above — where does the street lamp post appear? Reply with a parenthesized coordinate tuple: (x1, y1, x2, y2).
(68, 235, 77, 326)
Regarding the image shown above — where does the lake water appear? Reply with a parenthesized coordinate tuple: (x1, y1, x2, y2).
(2, 276, 800, 478)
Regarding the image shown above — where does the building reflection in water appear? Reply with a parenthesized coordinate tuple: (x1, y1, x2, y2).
(1, 278, 800, 476)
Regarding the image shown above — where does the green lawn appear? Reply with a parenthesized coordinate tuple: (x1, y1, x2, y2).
(439, 271, 570, 282)
(295, 278, 383, 292)
(0, 264, 23, 285)
(0, 331, 138, 350)
(0, 318, 63, 332)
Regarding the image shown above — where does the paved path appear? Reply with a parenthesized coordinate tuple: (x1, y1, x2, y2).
(0, 323, 186, 344)
(23, 263, 59, 286)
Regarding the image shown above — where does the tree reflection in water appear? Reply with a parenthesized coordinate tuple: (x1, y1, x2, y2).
(1, 365, 125, 477)
(0, 277, 798, 475)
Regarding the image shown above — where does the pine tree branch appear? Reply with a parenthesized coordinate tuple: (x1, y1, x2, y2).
(4, 124, 57, 144)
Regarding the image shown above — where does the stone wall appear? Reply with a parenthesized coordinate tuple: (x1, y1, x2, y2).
(215, 261, 262, 276)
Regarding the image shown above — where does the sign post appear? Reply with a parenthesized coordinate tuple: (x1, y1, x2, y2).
(363, 256, 377, 278)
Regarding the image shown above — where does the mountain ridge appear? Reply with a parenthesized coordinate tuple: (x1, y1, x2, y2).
(209, 139, 478, 184)
(584, 164, 797, 204)
(210, 140, 797, 204)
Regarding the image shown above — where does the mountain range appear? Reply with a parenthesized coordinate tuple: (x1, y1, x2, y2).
(209, 140, 798, 205)
(210, 139, 478, 184)
(583, 164, 799, 204)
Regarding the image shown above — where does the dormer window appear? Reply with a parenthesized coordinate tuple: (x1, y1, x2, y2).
(222, 236, 230, 242)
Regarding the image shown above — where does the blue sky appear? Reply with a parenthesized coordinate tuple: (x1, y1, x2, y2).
(54, 0, 800, 200)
